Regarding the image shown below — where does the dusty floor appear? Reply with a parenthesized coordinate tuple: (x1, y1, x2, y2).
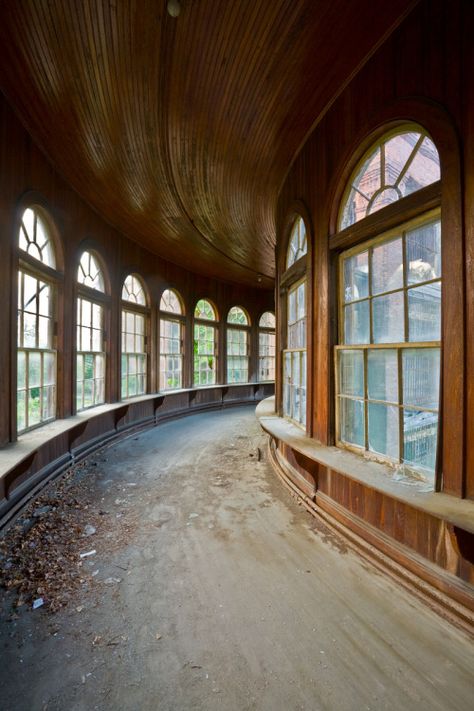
(0, 405, 473, 711)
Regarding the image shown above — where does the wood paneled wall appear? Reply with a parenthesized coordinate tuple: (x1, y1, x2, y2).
(276, 0, 472, 499)
(0, 93, 274, 447)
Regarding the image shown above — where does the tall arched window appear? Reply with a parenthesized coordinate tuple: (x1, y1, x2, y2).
(336, 126, 441, 482)
(159, 288, 184, 390)
(258, 312, 275, 381)
(194, 299, 217, 386)
(121, 274, 148, 398)
(282, 216, 307, 427)
(226, 306, 250, 383)
(17, 207, 59, 432)
(76, 251, 106, 410)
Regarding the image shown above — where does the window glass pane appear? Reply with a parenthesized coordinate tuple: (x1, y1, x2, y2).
(403, 410, 438, 476)
(384, 133, 418, 185)
(23, 312, 37, 348)
(96, 354, 105, 378)
(17, 351, 26, 388)
(92, 303, 102, 329)
(339, 398, 365, 447)
(42, 385, 55, 420)
(288, 290, 296, 323)
(38, 283, 51, 316)
(368, 403, 399, 459)
(340, 186, 369, 230)
(82, 299, 92, 326)
(28, 388, 41, 426)
(23, 273, 37, 312)
(371, 238, 403, 295)
(297, 282, 306, 320)
(339, 350, 364, 397)
(38, 316, 51, 349)
(367, 349, 398, 402)
(43, 352, 55, 386)
(408, 283, 441, 341)
(398, 137, 440, 198)
(17, 391, 26, 431)
(343, 252, 369, 303)
(406, 221, 441, 284)
(344, 301, 369, 344)
(76, 355, 83, 380)
(28, 352, 41, 387)
(372, 292, 405, 343)
(402, 348, 440, 410)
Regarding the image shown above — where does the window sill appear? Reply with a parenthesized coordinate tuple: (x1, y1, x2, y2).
(256, 397, 474, 535)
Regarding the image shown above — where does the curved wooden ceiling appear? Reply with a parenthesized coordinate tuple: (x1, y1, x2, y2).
(0, 0, 416, 287)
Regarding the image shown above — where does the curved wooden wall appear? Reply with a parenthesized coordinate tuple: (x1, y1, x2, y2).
(273, 0, 474, 622)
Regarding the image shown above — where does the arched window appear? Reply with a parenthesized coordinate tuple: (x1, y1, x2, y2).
(286, 216, 307, 268)
(121, 274, 148, 398)
(339, 128, 440, 230)
(193, 299, 217, 386)
(76, 251, 106, 410)
(335, 126, 441, 483)
(159, 288, 184, 390)
(282, 216, 307, 427)
(17, 207, 58, 432)
(226, 306, 250, 383)
(258, 312, 275, 382)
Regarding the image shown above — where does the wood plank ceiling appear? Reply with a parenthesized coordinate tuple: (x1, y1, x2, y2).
(0, 0, 417, 287)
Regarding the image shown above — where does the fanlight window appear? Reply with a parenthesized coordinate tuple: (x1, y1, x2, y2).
(160, 289, 183, 314)
(78, 251, 105, 292)
(122, 274, 147, 305)
(286, 217, 307, 269)
(259, 312, 275, 329)
(339, 128, 440, 230)
(227, 306, 248, 325)
(195, 299, 216, 320)
(19, 207, 56, 268)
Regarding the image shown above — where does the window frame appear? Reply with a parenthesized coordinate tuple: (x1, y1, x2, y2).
(258, 312, 276, 382)
(159, 288, 185, 391)
(75, 250, 109, 412)
(226, 306, 250, 384)
(334, 209, 441, 481)
(280, 212, 309, 430)
(331, 121, 443, 485)
(120, 274, 150, 400)
(193, 299, 218, 387)
(16, 205, 62, 436)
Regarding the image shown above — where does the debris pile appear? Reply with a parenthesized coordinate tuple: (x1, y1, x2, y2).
(0, 461, 103, 613)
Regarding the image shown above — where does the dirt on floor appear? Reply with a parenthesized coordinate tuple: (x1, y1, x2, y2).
(0, 406, 473, 711)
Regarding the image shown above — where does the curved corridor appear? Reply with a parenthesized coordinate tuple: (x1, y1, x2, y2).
(1, 406, 473, 711)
